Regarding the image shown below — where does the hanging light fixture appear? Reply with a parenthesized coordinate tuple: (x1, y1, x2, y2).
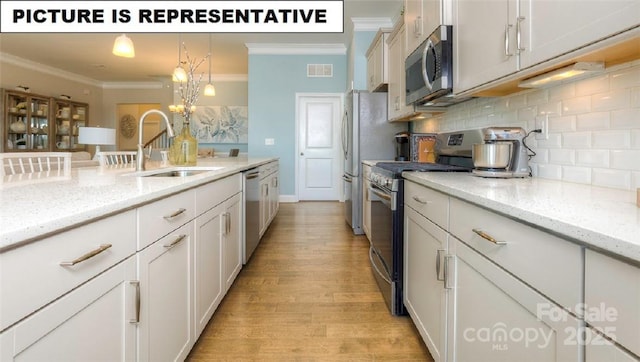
(172, 34, 187, 82)
(112, 34, 135, 58)
(204, 34, 216, 96)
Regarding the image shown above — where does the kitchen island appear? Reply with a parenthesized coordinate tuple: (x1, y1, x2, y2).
(0, 157, 278, 361)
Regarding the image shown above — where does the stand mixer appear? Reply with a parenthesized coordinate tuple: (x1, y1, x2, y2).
(472, 127, 530, 178)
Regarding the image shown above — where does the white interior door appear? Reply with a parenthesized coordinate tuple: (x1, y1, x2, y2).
(297, 94, 342, 201)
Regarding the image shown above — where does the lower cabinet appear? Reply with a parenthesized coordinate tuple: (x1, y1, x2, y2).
(586, 334, 639, 362)
(259, 161, 279, 236)
(448, 238, 581, 361)
(137, 221, 194, 362)
(0, 257, 137, 361)
(404, 205, 448, 362)
(223, 192, 243, 292)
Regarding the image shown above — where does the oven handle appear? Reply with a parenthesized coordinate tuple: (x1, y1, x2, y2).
(369, 246, 392, 284)
(369, 184, 394, 210)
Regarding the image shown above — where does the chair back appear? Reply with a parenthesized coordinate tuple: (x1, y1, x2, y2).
(0, 152, 72, 176)
(97, 151, 137, 166)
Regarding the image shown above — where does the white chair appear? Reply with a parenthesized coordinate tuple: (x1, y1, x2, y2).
(0, 152, 72, 176)
(96, 151, 137, 166)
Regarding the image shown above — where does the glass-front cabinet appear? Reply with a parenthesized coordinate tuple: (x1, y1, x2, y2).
(1, 89, 89, 152)
(52, 99, 88, 151)
(3, 90, 51, 152)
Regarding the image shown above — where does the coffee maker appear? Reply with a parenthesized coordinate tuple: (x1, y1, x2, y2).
(394, 131, 410, 161)
(472, 127, 530, 178)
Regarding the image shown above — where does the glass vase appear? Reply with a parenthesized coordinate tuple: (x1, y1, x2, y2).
(169, 120, 198, 166)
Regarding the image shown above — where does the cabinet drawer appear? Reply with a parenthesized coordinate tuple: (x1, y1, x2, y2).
(196, 174, 242, 215)
(0, 211, 136, 331)
(585, 250, 640, 357)
(137, 190, 195, 250)
(404, 181, 449, 229)
(449, 197, 582, 309)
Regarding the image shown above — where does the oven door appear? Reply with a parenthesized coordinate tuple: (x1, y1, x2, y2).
(369, 183, 404, 315)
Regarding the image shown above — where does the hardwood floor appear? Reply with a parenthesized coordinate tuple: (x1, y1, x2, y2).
(187, 202, 433, 361)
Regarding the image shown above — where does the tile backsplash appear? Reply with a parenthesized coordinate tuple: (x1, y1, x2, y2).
(412, 60, 640, 191)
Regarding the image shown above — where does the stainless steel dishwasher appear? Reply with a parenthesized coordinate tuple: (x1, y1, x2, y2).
(243, 168, 260, 264)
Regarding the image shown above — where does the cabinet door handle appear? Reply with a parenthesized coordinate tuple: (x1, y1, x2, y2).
(163, 234, 187, 249)
(414, 16, 422, 37)
(472, 229, 507, 245)
(129, 280, 140, 324)
(223, 212, 231, 235)
(516, 16, 526, 53)
(504, 24, 514, 57)
(163, 208, 186, 220)
(444, 255, 455, 290)
(436, 249, 445, 281)
(59, 244, 112, 266)
(412, 196, 428, 205)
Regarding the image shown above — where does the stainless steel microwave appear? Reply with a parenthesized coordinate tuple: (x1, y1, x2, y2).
(405, 25, 454, 106)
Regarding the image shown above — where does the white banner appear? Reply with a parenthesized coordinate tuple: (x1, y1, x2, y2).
(0, 1, 344, 33)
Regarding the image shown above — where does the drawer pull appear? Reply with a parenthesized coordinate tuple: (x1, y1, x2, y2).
(59, 244, 112, 266)
(163, 208, 186, 220)
(129, 280, 140, 324)
(412, 196, 429, 204)
(164, 234, 187, 249)
(472, 229, 507, 245)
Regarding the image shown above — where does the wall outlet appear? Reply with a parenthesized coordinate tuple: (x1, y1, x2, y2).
(535, 115, 549, 140)
(265, 138, 275, 146)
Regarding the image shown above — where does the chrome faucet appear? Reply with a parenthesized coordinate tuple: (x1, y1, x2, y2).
(136, 109, 175, 171)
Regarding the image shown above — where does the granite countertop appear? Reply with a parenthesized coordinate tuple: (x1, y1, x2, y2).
(403, 172, 640, 264)
(0, 157, 277, 251)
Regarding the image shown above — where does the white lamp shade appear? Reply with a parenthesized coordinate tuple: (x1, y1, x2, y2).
(112, 34, 135, 58)
(204, 83, 216, 96)
(173, 66, 188, 82)
(78, 127, 116, 146)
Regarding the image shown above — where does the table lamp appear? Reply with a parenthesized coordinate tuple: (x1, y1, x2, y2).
(78, 127, 116, 160)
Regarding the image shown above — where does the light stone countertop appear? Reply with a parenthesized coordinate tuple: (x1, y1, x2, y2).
(0, 157, 277, 251)
(403, 172, 640, 264)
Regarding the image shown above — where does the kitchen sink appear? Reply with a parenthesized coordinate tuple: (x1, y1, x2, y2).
(123, 166, 225, 177)
(146, 170, 211, 177)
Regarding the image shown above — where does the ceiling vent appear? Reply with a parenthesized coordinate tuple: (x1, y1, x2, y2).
(307, 64, 333, 78)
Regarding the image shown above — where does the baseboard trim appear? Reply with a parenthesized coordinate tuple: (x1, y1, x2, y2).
(279, 195, 298, 203)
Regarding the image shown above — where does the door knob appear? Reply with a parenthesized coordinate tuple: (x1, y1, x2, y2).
(300, 152, 304, 156)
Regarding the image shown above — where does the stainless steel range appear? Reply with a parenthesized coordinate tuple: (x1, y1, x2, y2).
(367, 129, 483, 315)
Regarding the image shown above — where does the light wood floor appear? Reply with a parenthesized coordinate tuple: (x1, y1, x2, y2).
(187, 202, 433, 361)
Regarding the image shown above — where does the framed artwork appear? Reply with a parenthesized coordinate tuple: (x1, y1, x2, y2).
(189, 106, 248, 143)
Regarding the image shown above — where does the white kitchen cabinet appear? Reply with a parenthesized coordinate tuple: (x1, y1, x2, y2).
(0, 257, 137, 361)
(366, 30, 390, 92)
(404, 205, 449, 362)
(193, 203, 224, 338)
(259, 161, 279, 237)
(268, 170, 280, 223)
(223, 192, 243, 292)
(362, 163, 372, 241)
(586, 334, 640, 362)
(387, 21, 414, 122)
(405, 0, 449, 56)
(137, 221, 194, 362)
(585, 249, 640, 358)
(448, 238, 581, 361)
(453, 0, 640, 94)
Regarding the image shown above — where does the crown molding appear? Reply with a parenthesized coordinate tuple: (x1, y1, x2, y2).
(102, 82, 165, 89)
(245, 43, 346, 55)
(351, 17, 393, 31)
(0, 52, 102, 87)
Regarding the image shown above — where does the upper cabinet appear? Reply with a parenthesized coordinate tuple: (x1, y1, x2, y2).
(52, 98, 89, 151)
(366, 29, 391, 92)
(405, 0, 451, 55)
(2, 90, 52, 152)
(387, 21, 414, 121)
(453, 0, 640, 95)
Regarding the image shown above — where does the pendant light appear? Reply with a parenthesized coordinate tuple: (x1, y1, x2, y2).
(204, 34, 216, 96)
(112, 34, 135, 58)
(172, 34, 187, 82)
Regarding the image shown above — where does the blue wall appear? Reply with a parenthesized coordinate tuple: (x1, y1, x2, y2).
(248, 54, 347, 196)
(351, 31, 376, 90)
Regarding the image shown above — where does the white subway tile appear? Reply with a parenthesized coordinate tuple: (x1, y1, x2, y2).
(610, 108, 640, 129)
(610, 65, 640, 90)
(610, 150, 640, 171)
(536, 133, 562, 148)
(538, 101, 562, 117)
(576, 112, 610, 131)
(576, 74, 609, 96)
(548, 115, 576, 132)
(631, 130, 640, 149)
(549, 83, 576, 101)
(562, 132, 592, 148)
(562, 96, 591, 115)
(531, 149, 549, 163)
(592, 130, 631, 149)
(537, 164, 562, 180)
(549, 149, 576, 165)
(518, 106, 537, 123)
(592, 89, 630, 112)
(562, 166, 592, 185)
(526, 89, 548, 106)
(631, 87, 640, 108)
(529, 163, 539, 177)
(507, 94, 527, 109)
(576, 149, 610, 167)
(592, 168, 631, 190)
(631, 172, 640, 190)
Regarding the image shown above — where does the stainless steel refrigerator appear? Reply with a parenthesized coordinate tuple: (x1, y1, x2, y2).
(342, 90, 406, 234)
